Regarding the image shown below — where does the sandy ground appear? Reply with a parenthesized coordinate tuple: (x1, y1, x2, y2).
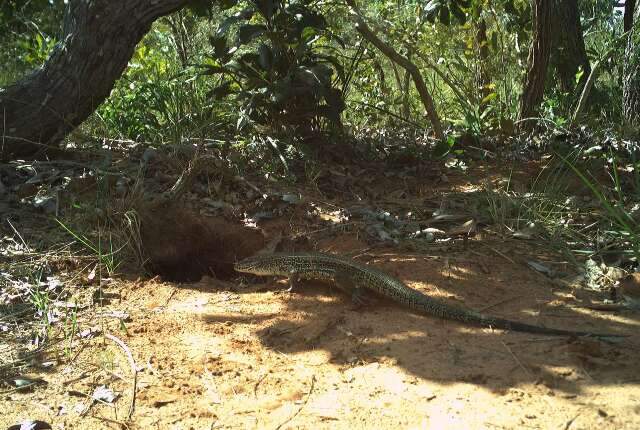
(6, 235, 640, 429)
(4, 159, 640, 429)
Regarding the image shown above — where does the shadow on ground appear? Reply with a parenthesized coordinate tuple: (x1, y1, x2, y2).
(198, 247, 640, 396)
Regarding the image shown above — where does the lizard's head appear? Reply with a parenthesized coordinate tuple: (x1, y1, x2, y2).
(234, 254, 288, 276)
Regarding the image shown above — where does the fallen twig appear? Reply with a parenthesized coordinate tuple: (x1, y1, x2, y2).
(274, 375, 316, 430)
(104, 333, 138, 421)
(500, 340, 532, 378)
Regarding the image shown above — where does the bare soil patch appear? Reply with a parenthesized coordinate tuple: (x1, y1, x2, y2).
(3, 157, 640, 430)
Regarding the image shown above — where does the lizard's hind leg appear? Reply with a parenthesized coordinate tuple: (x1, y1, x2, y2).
(335, 270, 375, 309)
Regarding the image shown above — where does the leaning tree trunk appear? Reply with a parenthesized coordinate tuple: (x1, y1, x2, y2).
(344, 0, 443, 140)
(518, 0, 552, 127)
(475, 15, 492, 115)
(550, 0, 590, 94)
(0, 0, 189, 160)
(623, 1, 640, 125)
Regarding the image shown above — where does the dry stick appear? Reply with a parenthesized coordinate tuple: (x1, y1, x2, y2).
(348, 246, 375, 260)
(468, 249, 490, 273)
(0, 382, 40, 395)
(104, 333, 138, 421)
(164, 155, 217, 202)
(74, 389, 118, 417)
(253, 371, 269, 399)
(563, 412, 583, 430)
(2, 107, 5, 154)
(500, 340, 532, 378)
(274, 375, 316, 430)
(573, 301, 632, 312)
(403, 42, 475, 114)
(234, 175, 262, 194)
(6, 219, 29, 250)
(478, 296, 521, 313)
(478, 242, 516, 264)
(291, 221, 363, 238)
(163, 287, 178, 307)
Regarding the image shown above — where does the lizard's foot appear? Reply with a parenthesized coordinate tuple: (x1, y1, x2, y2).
(285, 275, 302, 293)
(350, 288, 375, 309)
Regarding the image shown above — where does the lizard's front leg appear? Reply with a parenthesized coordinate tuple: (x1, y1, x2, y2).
(286, 272, 302, 292)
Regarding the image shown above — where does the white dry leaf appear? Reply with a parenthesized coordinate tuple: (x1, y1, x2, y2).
(92, 385, 117, 403)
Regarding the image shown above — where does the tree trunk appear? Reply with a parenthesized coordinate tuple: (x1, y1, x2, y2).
(0, 0, 189, 160)
(476, 16, 492, 114)
(518, 0, 552, 126)
(623, 1, 640, 125)
(550, 0, 590, 94)
(625, 0, 636, 33)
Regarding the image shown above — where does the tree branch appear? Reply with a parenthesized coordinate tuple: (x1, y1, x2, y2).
(343, 0, 444, 140)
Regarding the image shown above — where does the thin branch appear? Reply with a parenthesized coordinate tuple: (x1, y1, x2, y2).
(104, 333, 138, 421)
(343, 0, 444, 139)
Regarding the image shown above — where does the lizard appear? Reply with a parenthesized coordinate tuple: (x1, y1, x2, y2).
(234, 252, 625, 339)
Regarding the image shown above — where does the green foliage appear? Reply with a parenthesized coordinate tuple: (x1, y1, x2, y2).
(56, 219, 122, 276)
(422, 0, 471, 26)
(93, 25, 227, 142)
(199, 0, 346, 134)
(0, 0, 64, 85)
(558, 147, 640, 261)
(2, 0, 633, 154)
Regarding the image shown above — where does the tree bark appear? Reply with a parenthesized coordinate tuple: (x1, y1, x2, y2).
(476, 16, 492, 114)
(0, 0, 189, 160)
(518, 0, 552, 127)
(550, 0, 590, 94)
(623, 0, 640, 125)
(625, 0, 636, 33)
(344, 0, 443, 139)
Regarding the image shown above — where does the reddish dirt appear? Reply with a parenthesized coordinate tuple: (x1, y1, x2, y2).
(4, 162, 640, 430)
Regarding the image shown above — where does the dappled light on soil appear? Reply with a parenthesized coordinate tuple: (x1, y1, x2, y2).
(4, 1, 640, 427)
(3, 155, 640, 429)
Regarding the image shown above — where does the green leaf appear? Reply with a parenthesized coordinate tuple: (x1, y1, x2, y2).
(504, 0, 516, 16)
(208, 81, 233, 99)
(424, 0, 440, 14)
(439, 6, 450, 26)
(217, 8, 254, 37)
(194, 64, 227, 75)
(480, 92, 497, 104)
(298, 10, 327, 31)
(209, 34, 228, 58)
(490, 31, 498, 51)
(301, 26, 317, 42)
(450, 3, 466, 24)
(219, 0, 238, 10)
(316, 53, 346, 84)
(258, 44, 273, 70)
(238, 24, 267, 45)
(271, 81, 291, 104)
(433, 135, 456, 158)
(324, 87, 345, 112)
